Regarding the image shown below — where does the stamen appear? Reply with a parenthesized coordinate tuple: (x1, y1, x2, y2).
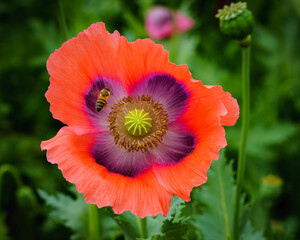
(107, 95, 168, 152)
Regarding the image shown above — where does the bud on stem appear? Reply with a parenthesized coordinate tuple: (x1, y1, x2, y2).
(216, 2, 254, 44)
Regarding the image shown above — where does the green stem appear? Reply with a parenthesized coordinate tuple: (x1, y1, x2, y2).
(88, 204, 100, 240)
(57, 0, 69, 42)
(138, 217, 148, 239)
(152, 236, 158, 240)
(169, 32, 179, 63)
(234, 45, 251, 240)
(0, 165, 23, 209)
(169, 11, 179, 63)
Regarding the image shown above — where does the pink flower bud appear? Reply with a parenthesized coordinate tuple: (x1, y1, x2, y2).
(146, 7, 194, 40)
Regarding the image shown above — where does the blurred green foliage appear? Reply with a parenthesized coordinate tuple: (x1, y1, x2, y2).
(0, 0, 299, 239)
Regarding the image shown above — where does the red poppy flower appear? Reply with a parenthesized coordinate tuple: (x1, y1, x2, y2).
(41, 22, 239, 218)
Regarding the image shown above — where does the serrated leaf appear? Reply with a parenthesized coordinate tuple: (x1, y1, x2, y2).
(146, 196, 188, 240)
(38, 189, 88, 240)
(159, 219, 189, 240)
(111, 196, 187, 240)
(193, 152, 235, 240)
(97, 208, 121, 240)
(167, 196, 185, 220)
(240, 220, 266, 240)
(106, 208, 140, 240)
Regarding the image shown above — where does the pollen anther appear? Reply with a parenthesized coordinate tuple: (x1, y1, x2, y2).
(107, 95, 168, 152)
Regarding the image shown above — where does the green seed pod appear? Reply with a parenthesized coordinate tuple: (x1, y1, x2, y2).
(16, 186, 37, 211)
(216, 2, 254, 40)
(124, 109, 152, 137)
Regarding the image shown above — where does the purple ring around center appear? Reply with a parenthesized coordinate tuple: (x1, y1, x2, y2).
(84, 73, 195, 177)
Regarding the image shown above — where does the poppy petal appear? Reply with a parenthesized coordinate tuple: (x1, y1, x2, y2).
(131, 73, 189, 122)
(46, 22, 123, 135)
(153, 94, 228, 201)
(175, 11, 194, 33)
(149, 123, 195, 165)
(117, 37, 192, 93)
(92, 131, 151, 177)
(203, 85, 239, 126)
(41, 127, 172, 218)
(84, 77, 127, 132)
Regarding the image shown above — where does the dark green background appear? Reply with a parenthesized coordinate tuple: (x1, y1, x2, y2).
(1, 0, 299, 239)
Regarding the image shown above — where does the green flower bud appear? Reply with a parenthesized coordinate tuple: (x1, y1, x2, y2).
(0, 164, 22, 208)
(16, 186, 37, 211)
(260, 175, 283, 199)
(216, 2, 254, 40)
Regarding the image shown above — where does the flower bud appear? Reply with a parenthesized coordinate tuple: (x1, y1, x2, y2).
(260, 175, 283, 199)
(216, 2, 254, 40)
(0, 164, 22, 208)
(16, 186, 37, 211)
(146, 6, 194, 40)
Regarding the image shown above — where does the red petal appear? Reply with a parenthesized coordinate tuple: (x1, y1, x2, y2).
(203, 85, 240, 126)
(41, 127, 172, 217)
(153, 87, 229, 200)
(46, 23, 122, 135)
(116, 38, 193, 93)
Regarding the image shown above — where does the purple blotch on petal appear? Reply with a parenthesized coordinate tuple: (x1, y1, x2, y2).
(131, 74, 189, 123)
(149, 123, 196, 165)
(92, 132, 151, 177)
(84, 77, 126, 131)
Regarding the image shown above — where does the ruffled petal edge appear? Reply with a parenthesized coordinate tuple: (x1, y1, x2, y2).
(41, 127, 173, 218)
(153, 82, 234, 200)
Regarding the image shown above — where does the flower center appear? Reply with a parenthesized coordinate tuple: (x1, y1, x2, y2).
(107, 95, 168, 152)
(124, 109, 152, 137)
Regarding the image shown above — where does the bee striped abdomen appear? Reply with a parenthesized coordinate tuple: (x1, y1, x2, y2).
(96, 98, 107, 112)
(96, 87, 111, 112)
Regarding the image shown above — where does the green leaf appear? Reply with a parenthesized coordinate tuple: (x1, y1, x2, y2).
(38, 189, 89, 240)
(110, 196, 188, 240)
(227, 123, 297, 159)
(240, 220, 265, 240)
(110, 210, 140, 240)
(193, 152, 235, 240)
(146, 196, 189, 240)
(39, 185, 120, 240)
(158, 218, 189, 240)
(167, 196, 186, 219)
(105, 206, 142, 240)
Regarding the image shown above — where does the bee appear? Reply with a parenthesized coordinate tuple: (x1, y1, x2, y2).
(96, 87, 111, 112)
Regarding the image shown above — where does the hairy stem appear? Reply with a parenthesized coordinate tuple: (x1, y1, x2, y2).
(138, 217, 149, 239)
(89, 204, 100, 240)
(234, 45, 251, 240)
(57, 0, 69, 42)
(169, 11, 179, 63)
